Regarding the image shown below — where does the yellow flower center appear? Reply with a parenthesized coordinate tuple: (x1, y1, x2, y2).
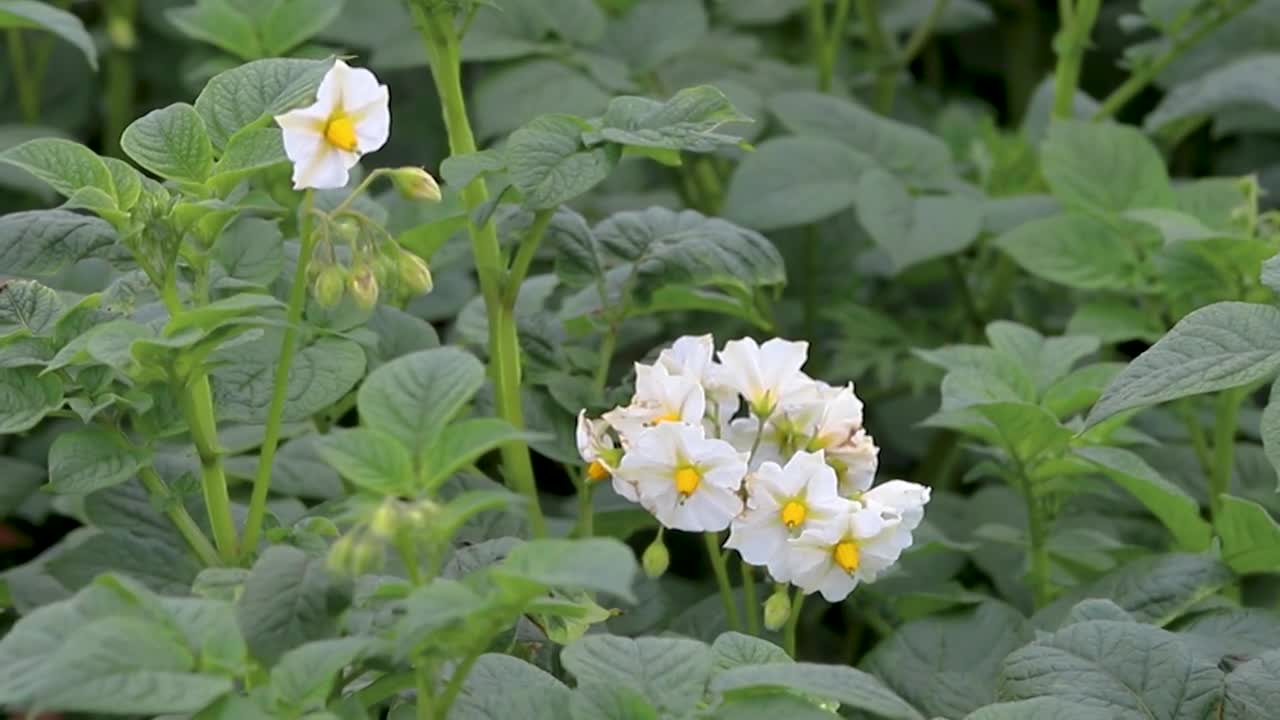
(325, 114, 359, 152)
(674, 466, 701, 496)
(656, 410, 682, 424)
(780, 500, 807, 529)
(833, 541, 860, 573)
(586, 460, 610, 482)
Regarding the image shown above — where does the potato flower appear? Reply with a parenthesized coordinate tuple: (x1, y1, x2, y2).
(657, 334, 739, 426)
(615, 422, 747, 532)
(789, 502, 911, 602)
(275, 59, 390, 190)
(718, 337, 811, 417)
(576, 411, 631, 500)
(603, 362, 706, 440)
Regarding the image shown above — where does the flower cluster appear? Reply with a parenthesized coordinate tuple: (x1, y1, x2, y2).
(577, 335, 930, 602)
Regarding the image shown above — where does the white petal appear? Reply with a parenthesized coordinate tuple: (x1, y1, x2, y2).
(718, 337, 764, 402)
(354, 101, 390, 155)
(864, 480, 931, 530)
(758, 338, 809, 391)
(611, 475, 639, 502)
(848, 504, 888, 539)
(726, 513, 787, 566)
(293, 144, 351, 190)
(658, 334, 714, 379)
(681, 484, 743, 531)
(338, 62, 389, 115)
(817, 566, 859, 602)
(314, 59, 354, 113)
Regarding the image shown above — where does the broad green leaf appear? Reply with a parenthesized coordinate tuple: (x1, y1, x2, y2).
(862, 601, 1032, 718)
(0, 366, 63, 433)
(236, 546, 351, 665)
(713, 663, 925, 720)
(226, 433, 342, 501)
(194, 57, 331, 150)
(0, 279, 62, 336)
(1265, 379, 1280, 484)
(1040, 120, 1174, 213)
(601, 0, 707, 73)
(261, 0, 345, 55)
(312, 428, 413, 494)
(1041, 363, 1123, 418)
(562, 635, 712, 717)
(853, 168, 981, 273)
(1066, 300, 1163, 344)
(999, 620, 1221, 719)
(104, 157, 143, 210)
(707, 694, 837, 720)
(395, 579, 483, 655)
(440, 149, 507, 189)
(0, 138, 115, 201)
(548, 207, 603, 288)
(506, 114, 615, 209)
(1033, 553, 1231, 629)
(450, 653, 572, 720)
(165, 293, 282, 337)
(770, 91, 955, 187)
(1178, 608, 1280, 664)
(928, 402, 1072, 464)
(571, 683, 659, 720)
(357, 347, 486, 451)
(270, 636, 381, 713)
(1073, 446, 1211, 551)
(47, 528, 202, 595)
(212, 216, 284, 288)
(711, 632, 790, 671)
(420, 418, 530, 487)
(994, 213, 1149, 291)
(883, 0, 994, 33)
(1088, 302, 1280, 425)
(722, 136, 872, 231)
(167, 0, 262, 60)
(209, 128, 288, 189)
(212, 333, 365, 424)
(495, 537, 638, 600)
(592, 86, 750, 153)
(1222, 649, 1280, 719)
(473, 60, 610, 140)
(1215, 495, 1280, 575)
(965, 698, 1107, 720)
(47, 427, 146, 494)
(121, 103, 215, 183)
(535, 0, 607, 46)
(0, 0, 97, 70)
(1146, 54, 1280, 134)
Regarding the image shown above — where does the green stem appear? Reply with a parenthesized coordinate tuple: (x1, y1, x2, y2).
(355, 672, 416, 708)
(504, 209, 554, 307)
(138, 466, 221, 567)
(1209, 388, 1245, 521)
(414, 6, 545, 538)
(575, 471, 595, 538)
(783, 589, 805, 658)
(1093, 0, 1258, 120)
(593, 327, 618, 395)
(900, 0, 950, 65)
(184, 374, 239, 563)
(704, 532, 741, 632)
(415, 664, 435, 720)
(435, 651, 480, 720)
(1051, 0, 1100, 119)
(102, 0, 138, 158)
(1177, 399, 1213, 480)
(241, 191, 316, 560)
(853, 0, 898, 112)
(1016, 459, 1051, 608)
(807, 0, 829, 89)
(6, 30, 39, 122)
(398, 534, 424, 586)
(740, 561, 760, 635)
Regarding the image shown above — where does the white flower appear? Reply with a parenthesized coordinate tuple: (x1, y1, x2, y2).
(718, 337, 810, 416)
(615, 422, 747, 532)
(793, 381, 865, 450)
(658, 334, 740, 431)
(275, 59, 390, 190)
(603, 362, 705, 440)
(864, 480, 931, 531)
(725, 450, 851, 582)
(725, 416, 786, 470)
(577, 411, 627, 494)
(827, 430, 880, 496)
(789, 501, 913, 602)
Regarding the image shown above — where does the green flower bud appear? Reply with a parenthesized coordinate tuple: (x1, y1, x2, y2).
(390, 167, 443, 202)
(349, 267, 380, 310)
(398, 252, 434, 295)
(369, 501, 401, 540)
(312, 266, 347, 308)
(404, 500, 441, 532)
(348, 537, 384, 576)
(326, 534, 356, 575)
(642, 536, 670, 579)
(334, 217, 361, 245)
(763, 587, 792, 631)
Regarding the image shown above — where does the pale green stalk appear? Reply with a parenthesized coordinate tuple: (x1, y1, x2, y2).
(138, 466, 221, 567)
(1051, 0, 1100, 119)
(704, 532, 742, 632)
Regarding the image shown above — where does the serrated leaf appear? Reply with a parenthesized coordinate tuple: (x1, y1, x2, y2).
(713, 663, 925, 720)
(1040, 120, 1174, 213)
(121, 103, 215, 183)
(507, 114, 615, 209)
(47, 427, 146, 494)
(0, 0, 97, 70)
(593, 85, 750, 153)
(723, 136, 872, 231)
(853, 168, 981, 273)
(0, 138, 115, 202)
(194, 57, 331, 150)
(495, 538, 638, 600)
(357, 347, 486, 451)
(236, 546, 351, 666)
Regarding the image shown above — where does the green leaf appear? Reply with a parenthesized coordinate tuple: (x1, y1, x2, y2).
(194, 57, 331, 150)
(0, 138, 115, 202)
(713, 663, 925, 720)
(212, 333, 366, 424)
(1178, 608, 1280, 664)
(167, 0, 262, 60)
(261, 0, 345, 55)
(1066, 299, 1163, 344)
(210, 127, 289, 189)
(722, 136, 872, 231)
(601, 0, 707, 73)
(1073, 446, 1212, 551)
(0, 278, 62, 337)
(1222, 649, 1280, 719)
(999, 620, 1221, 719)
(506, 114, 615, 209)
(495, 538, 638, 600)
(0, 0, 97, 70)
(440, 149, 507, 189)
(473, 60, 610, 140)
(994, 213, 1150, 291)
(121, 103, 215, 183)
(270, 636, 381, 713)
(313, 428, 413, 494)
(357, 347, 486, 451)
(853, 168, 982, 273)
(711, 632, 791, 671)
(236, 546, 351, 666)
(928, 402, 1072, 464)
(395, 579, 483, 655)
(562, 635, 713, 717)
(1216, 495, 1280, 575)
(1146, 55, 1280, 134)
(420, 418, 531, 488)
(1088, 302, 1280, 425)
(47, 427, 146, 494)
(862, 601, 1032, 719)
(1041, 363, 1123, 418)
(1040, 120, 1174, 213)
(770, 90, 955, 187)
(964, 698, 1107, 720)
(212, 216, 284, 288)
(707, 694, 837, 720)
(0, 366, 63, 433)
(592, 86, 750, 153)
(0, 209, 117, 279)
(450, 653, 572, 720)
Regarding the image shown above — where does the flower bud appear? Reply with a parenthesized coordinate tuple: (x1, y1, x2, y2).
(326, 534, 356, 575)
(349, 267, 380, 310)
(642, 536, 670, 579)
(404, 500, 441, 532)
(348, 537, 384, 576)
(312, 265, 347, 308)
(390, 167, 443, 202)
(398, 252, 434, 295)
(334, 217, 361, 245)
(763, 587, 792, 631)
(369, 501, 400, 540)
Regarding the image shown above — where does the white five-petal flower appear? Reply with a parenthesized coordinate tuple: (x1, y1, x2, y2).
(658, 334, 739, 426)
(718, 337, 811, 417)
(828, 429, 880, 496)
(725, 450, 852, 582)
(615, 422, 747, 532)
(789, 501, 912, 602)
(275, 59, 391, 190)
(603, 362, 706, 440)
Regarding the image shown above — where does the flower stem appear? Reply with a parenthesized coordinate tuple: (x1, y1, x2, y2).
(504, 209, 554, 307)
(1209, 388, 1245, 521)
(575, 470, 595, 538)
(704, 532, 742, 632)
(242, 191, 316, 560)
(740, 561, 760, 635)
(853, 0, 897, 112)
(1051, 0, 1100, 119)
(414, 5, 545, 538)
(138, 466, 221, 567)
(784, 588, 805, 657)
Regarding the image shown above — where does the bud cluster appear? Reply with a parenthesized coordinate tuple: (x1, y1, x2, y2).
(308, 212, 434, 310)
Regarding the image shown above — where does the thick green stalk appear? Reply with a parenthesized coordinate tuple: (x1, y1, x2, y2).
(414, 5, 545, 537)
(1209, 389, 1245, 521)
(783, 589, 805, 657)
(138, 466, 221, 567)
(504, 209, 554, 306)
(593, 328, 618, 394)
(704, 532, 742, 632)
(241, 192, 316, 559)
(1016, 456, 1051, 608)
(1051, 0, 1100, 119)
(575, 473, 595, 538)
(740, 562, 760, 635)
(6, 30, 39, 122)
(102, 0, 138, 158)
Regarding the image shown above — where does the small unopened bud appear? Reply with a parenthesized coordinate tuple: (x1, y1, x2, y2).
(404, 500, 440, 532)
(312, 266, 347, 308)
(327, 534, 356, 575)
(398, 252, 434, 295)
(369, 501, 400, 540)
(349, 267, 379, 310)
(642, 536, 670, 579)
(390, 167, 442, 202)
(348, 537, 384, 576)
(334, 217, 361, 245)
(763, 587, 792, 631)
